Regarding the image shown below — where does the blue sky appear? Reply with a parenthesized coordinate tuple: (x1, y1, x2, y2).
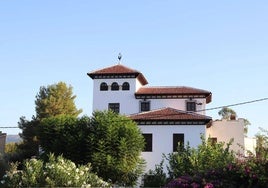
(1, 1, 267, 136)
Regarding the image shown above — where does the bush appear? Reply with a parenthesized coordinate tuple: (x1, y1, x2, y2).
(0, 154, 8, 179)
(39, 111, 145, 186)
(143, 159, 167, 187)
(165, 136, 235, 179)
(164, 137, 268, 187)
(0, 154, 109, 187)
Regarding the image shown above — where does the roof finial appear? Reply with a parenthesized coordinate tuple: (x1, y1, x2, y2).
(118, 53, 122, 64)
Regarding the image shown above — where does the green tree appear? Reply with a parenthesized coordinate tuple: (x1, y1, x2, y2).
(16, 82, 82, 161)
(35, 82, 82, 120)
(38, 111, 145, 186)
(255, 128, 268, 159)
(3, 117, 40, 164)
(90, 111, 145, 186)
(218, 107, 237, 120)
(39, 115, 91, 164)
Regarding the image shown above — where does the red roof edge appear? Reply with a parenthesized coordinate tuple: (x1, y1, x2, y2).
(206, 93, 212, 104)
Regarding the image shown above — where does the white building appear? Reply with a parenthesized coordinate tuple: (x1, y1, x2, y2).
(88, 62, 250, 172)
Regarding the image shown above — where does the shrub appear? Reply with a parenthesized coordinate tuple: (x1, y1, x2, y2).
(0, 154, 109, 187)
(165, 136, 235, 179)
(143, 159, 167, 187)
(39, 111, 145, 186)
(164, 137, 268, 187)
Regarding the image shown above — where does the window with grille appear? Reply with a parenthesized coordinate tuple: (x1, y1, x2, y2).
(111, 82, 119, 90)
(122, 82, 130, 90)
(140, 101, 150, 112)
(108, 103, 120, 113)
(173, 134, 184, 152)
(186, 101, 196, 111)
(143, 134, 152, 152)
(100, 82, 108, 91)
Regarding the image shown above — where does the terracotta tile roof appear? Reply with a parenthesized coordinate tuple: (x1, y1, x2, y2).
(136, 86, 212, 103)
(129, 107, 212, 122)
(87, 64, 148, 85)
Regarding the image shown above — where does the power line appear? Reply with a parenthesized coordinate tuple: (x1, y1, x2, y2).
(0, 97, 267, 127)
(198, 97, 268, 112)
(0, 127, 19, 129)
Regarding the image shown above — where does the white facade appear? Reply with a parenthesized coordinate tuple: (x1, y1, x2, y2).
(88, 64, 212, 173)
(92, 78, 141, 115)
(140, 125, 206, 172)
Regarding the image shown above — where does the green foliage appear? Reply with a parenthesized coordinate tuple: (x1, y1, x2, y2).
(256, 127, 268, 159)
(35, 81, 82, 120)
(218, 107, 237, 120)
(143, 159, 167, 187)
(164, 136, 268, 187)
(15, 117, 40, 161)
(5, 142, 19, 154)
(38, 111, 145, 186)
(14, 82, 82, 162)
(39, 115, 91, 164)
(90, 111, 145, 186)
(1, 154, 109, 187)
(0, 154, 8, 180)
(165, 136, 235, 179)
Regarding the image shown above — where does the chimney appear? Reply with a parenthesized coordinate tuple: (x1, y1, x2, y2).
(230, 114, 236, 120)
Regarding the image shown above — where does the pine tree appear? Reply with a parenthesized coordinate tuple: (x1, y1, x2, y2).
(35, 82, 82, 120)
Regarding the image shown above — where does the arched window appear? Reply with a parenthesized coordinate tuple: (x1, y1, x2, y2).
(122, 82, 130, 90)
(111, 82, 119, 90)
(100, 82, 108, 91)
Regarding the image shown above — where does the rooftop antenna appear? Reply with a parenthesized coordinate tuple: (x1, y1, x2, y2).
(118, 53, 122, 64)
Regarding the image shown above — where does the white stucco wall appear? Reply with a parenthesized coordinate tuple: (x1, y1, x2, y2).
(92, 78, 207, 115)
(92, 78, 141, 114)
(139, 125, 206, 173)
(206, 119, 245, 155)
(244, 137, 256, 156)
(149, 98, 207, 115)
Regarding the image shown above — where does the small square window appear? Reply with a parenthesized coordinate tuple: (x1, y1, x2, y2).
(143, 134, 152, 152)
(140, 101, 150, 112)
(186, 101, 196, 111)
(108, 103, 120, 113)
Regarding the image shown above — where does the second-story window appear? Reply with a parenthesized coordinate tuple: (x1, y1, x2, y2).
(108, 103, 120, 113)
(122, 82, 130, 90)
(111, 82, 119, 90)
(100, 82, 108, 91)
(186, 101, 196, 112)
(140, 101, 150, 112)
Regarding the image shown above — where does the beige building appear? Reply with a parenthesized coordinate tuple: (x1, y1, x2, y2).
(207, 118, 256, 156)
(0, 132, 7, 154)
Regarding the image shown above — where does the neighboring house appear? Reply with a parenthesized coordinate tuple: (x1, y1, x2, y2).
(88, 62, 253, 173)
(207, 113, 256, 157)
(0, 132, 7, 154)
(206, 118, 245, 155)
(88, 63, 212, 172)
